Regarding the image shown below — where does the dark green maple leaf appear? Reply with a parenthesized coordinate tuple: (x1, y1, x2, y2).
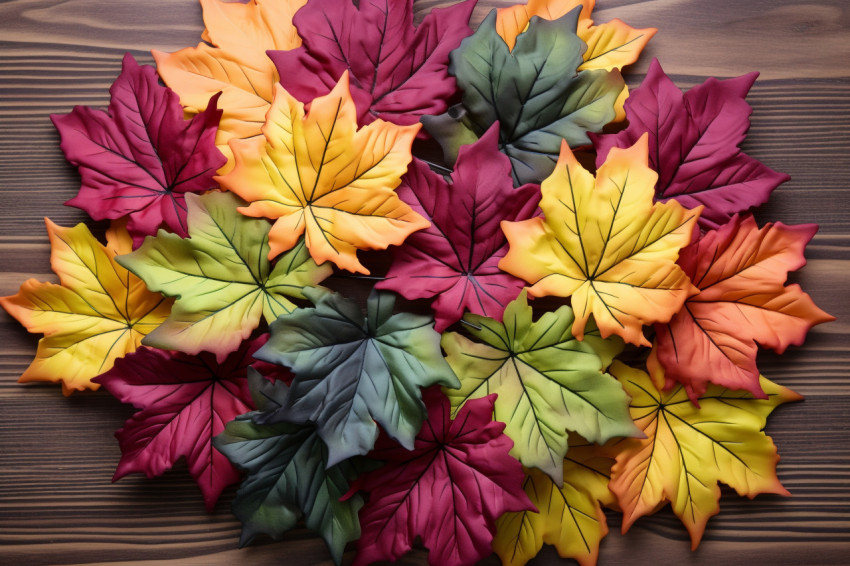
(255, 289, 459, 466)
(422, 8, 624, 185)
(214, 369, 364, 564)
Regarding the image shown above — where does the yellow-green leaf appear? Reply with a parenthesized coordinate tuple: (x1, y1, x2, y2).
(153, 0, 306, 172)
(608, 361, 802, 549)
(0, 220, 171, 395)
(493, 439, 615, 566)
(499, 135, 701, 346)
(217, 71, 429, 274)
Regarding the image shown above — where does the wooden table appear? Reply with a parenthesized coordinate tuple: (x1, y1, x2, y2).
(1, 1, 848, 564)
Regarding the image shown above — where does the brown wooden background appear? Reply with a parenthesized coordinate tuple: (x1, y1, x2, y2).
(1, 0, 848, 564)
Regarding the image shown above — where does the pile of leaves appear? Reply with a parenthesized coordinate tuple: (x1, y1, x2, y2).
(1, 0, 833, 564)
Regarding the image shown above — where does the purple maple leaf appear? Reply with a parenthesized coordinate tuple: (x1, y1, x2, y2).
(376, 125, 541, 331)
(591, 58, 788, 230)
(52, 54, 225, 246)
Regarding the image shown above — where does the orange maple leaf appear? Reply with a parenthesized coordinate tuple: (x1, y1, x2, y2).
(217, 71, 428, 274)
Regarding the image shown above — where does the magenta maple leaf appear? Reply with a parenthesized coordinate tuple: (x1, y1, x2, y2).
(591, 58, 788, 230)
(52, 53, 225, 246)
(376, 125, 540, 331)
(348, 387, 534, 566)
(268, 0, 476, 129)
(92, 336, 265, 511)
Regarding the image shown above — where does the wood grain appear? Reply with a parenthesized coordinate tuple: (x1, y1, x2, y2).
(1, 1, 849, 564)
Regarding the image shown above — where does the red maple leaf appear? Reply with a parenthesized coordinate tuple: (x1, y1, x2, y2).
(93, 336, 265, 510)
(376, 125, 540, 331)
(52, 54, 225, 246)
(348, 387, 534, 566)
(269, 0, 476, 129)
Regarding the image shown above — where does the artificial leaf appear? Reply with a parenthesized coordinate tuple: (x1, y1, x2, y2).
(495, 0, 656, 70)
(0, 220, 170, 395)
(254, 288, 459, 467)
(52, 54, 225, 246)
(499, 135, 701, 346)
(421, 9, 624, 185)
(216, 72, 428, 273)
(650, 215, 834, 401)
(607, 361, 801, 549)
(153, 0, 307, 171)
(269, 0, 476, 129)
(493, 438, 615, 566)
(375, 125, 541, 331)
(92, 337, 264, 510)
(349, 388, 534, 566)
(442, 290, 635, 483)
(116, 191, 331, 360)
(592, 59, 790, 230)
(214, 370, 364, 563)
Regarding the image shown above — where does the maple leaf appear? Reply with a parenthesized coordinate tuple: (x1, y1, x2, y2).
(375, 125, 540, 331)
(592, 59, 790, 230)
(153, 0, 307, 172)
(607, 361, 801, 549)
(92, 337, 266, 511)
(216, 72, 428, 274)
(493, 438, 615, 566)
(421, 8, 625, 185)
(650, 215, 834, 401)
(499, 135, 701, 346)
(253, 288, 459, 467)
(349, 388, 534, 566)
(52, 54, 225, 246)
(214, 368, 365, 563)
(442, 290, 636, 484)
(116, 191, 331, 361)
(0, 220, 171, 395)
(268, 0, 476, 129)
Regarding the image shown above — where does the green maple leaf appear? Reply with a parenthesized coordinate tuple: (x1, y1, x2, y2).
(214, 369, 363, 564)
(422, 8, 624, 185)
(117, 191, 331, 360)
(254, 289, 459, 466)
(441, 291, 637, 483)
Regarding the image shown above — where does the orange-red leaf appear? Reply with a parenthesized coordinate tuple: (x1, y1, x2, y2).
(0, 221, 171, 395)
(217, 72, 428, 274)
(650, 215, 834, 400)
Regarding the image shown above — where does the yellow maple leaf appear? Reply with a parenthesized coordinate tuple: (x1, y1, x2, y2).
(217, 71, 428, 274)
(607, 361, 801, 549)
(0, 220, 171, 395)
(153, 0, 306, 172)
(493, 438, 615, 566)
(499, 134, 700, 346)
(495, 0, 656, 120)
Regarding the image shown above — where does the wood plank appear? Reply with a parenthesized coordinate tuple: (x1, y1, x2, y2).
(1, 0, 849, 564)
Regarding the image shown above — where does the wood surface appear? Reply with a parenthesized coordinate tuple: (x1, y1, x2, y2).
(1, 0, 848, 564)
